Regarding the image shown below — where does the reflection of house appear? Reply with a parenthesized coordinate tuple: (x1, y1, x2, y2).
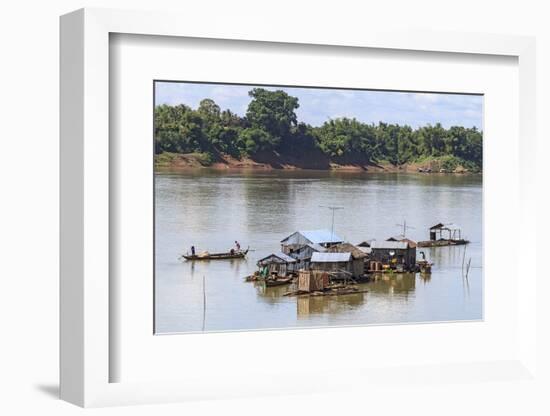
(257, 253, 297, 276)
(326, 243, 368, 277)
(310, 252, 353, 278)
(369, 273, 416, 296)
(369, 240, 416, 271)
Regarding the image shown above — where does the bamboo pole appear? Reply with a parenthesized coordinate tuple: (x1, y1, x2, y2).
(202, 275, 207, 332)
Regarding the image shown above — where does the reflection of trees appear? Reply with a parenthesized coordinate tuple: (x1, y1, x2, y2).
(367, 273, 417, 298)
(241, 172, 295, 234)
(297, 292, 366, 317)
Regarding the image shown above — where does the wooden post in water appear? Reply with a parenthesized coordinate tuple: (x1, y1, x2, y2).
(202, 275, 207, 331)
(461, 245, 467, 278)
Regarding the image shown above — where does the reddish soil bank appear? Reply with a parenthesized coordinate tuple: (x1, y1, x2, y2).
(156, 152, 476, 174)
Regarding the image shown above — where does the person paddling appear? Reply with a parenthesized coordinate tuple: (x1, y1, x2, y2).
(235, 240, 241, 252)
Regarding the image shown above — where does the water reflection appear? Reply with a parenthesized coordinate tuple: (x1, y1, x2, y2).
(155, 169, 482, 333)
(368, 273, 416, 297)
(254, 281, 295, 302)
(297, 292, 366, 317)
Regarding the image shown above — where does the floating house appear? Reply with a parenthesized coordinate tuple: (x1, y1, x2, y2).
(280, 229, 340, 268)
(429, 223, 462, 240)
(287, 243, 326, 268)
(298, 270, 329, 292)
(281, 230, 343, 250)
(386, 236, 418, 248)
(310, 252, 353, 279)
(417, 223, 469, 247)
(326, 242, 368, 276)
(257, 252, 297, 276)
(369, 240, 417, 271)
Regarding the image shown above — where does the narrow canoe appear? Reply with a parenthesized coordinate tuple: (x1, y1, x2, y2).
(265, 277, 293, 287)
(182, 249, 249, 261)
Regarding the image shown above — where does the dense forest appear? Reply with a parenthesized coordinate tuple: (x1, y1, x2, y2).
(155, 88, 483, 172)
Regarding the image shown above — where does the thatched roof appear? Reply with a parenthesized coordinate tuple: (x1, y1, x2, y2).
(327, 243, 368, 259)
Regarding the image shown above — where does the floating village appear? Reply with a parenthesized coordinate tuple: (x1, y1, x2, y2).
(181, 222, 469, 299)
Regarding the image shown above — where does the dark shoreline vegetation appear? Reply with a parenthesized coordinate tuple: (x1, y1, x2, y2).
(155, 88, 483, 172)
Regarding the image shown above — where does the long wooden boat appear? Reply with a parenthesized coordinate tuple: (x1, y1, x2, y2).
(182, 248, 248, 261)
(417, 239, 469, 247)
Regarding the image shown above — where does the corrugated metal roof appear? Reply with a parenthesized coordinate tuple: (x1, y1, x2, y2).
(307, 243, 326, 252)
(300, 230, 343, 244)
(258, 252, 297, 264)
(370, 240, 409, 250)
(275, 252, 298, 263)
(311, 252, 352, 263)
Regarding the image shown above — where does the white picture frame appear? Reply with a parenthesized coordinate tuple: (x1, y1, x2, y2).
(60, 7, 537, 407)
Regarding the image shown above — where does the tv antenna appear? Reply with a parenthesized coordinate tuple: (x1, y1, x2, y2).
(395, 219, 415, 238)
(319, 205, 344, 240)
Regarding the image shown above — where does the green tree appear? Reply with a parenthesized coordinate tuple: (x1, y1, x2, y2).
(315, 118, 375, 158)
(154, 104, 206, 153)
(238, 128, 276, 154)
(246, 88, 299, 148)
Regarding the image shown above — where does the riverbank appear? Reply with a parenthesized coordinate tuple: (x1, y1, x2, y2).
(155, 152, 480, 173)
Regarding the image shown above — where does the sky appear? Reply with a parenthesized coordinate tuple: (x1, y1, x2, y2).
(155, 82, 483, 129)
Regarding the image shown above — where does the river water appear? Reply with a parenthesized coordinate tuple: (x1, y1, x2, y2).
(155, 169, 482, 334)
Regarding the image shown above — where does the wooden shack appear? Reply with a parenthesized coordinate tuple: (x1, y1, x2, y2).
(369, 240, 416, 271)
(310, 252, 353, 279)
(256, 252, 297, 276)
(298, 270, 329, 292)
(281, 230, 343, 251)
(283, 243, 325, 269)
(326, 242, 368, 277)
(417, 223, 469, 247)
(429, 223, 462, 241)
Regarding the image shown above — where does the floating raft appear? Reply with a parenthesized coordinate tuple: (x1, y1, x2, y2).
(417, 239, 469, 247)
(284, 285, 368, 297)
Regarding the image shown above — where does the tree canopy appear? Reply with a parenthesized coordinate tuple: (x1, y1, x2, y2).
(155, 88, 483, 171)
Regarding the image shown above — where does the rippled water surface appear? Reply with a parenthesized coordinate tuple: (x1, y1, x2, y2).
(155, 169, 482, 334)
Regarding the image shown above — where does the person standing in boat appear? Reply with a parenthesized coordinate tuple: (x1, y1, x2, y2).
(235, 240, 241, 252)
(191, 245, 196, 256)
